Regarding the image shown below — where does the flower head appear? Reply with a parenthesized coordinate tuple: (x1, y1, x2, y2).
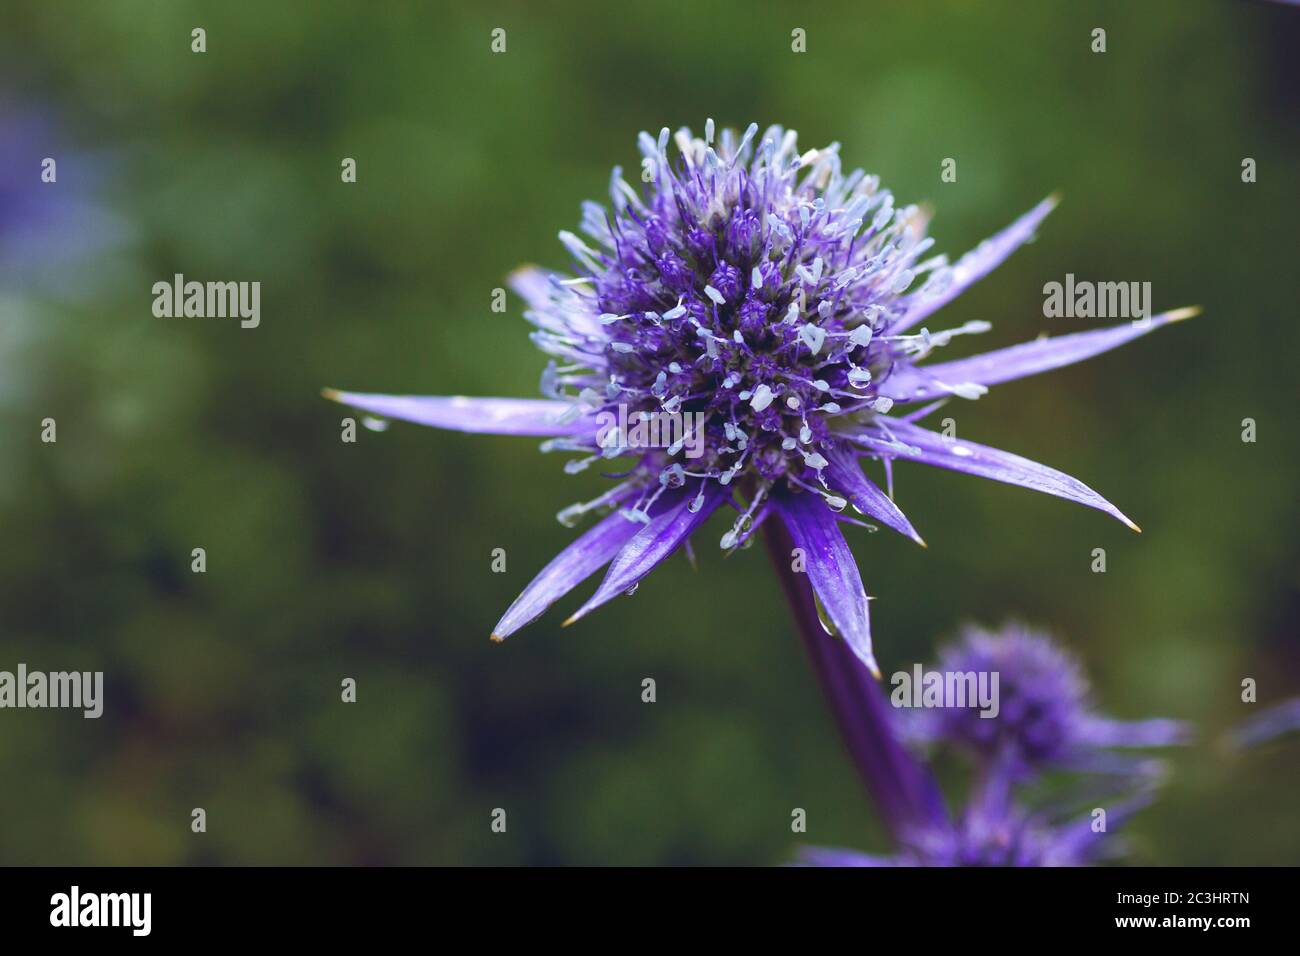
(803, 623, 1187, 867)
(906, 623, 1190, 773)
(802, 791, 1157, 867)
(326, 121, 1195, 670)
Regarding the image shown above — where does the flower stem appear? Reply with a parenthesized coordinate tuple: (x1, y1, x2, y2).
(763, 519, 948, 843)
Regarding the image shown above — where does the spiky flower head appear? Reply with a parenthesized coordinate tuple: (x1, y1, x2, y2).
(326, 121, 1195, 669)
(515, 122, 1044, 544)
(803, 623, 1187, 868)
(926, 624, 1090, 766)
(803, 804, 1108, 868)
(537, 123, 963, 498)
(905, 623, 1190, 773)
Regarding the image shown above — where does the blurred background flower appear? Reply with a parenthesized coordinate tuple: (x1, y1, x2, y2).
(903, 623, 1190, 776)
(0, 0, 1297, 864)
(800, 622, 1185, 867)
(0, 100, 132, 290)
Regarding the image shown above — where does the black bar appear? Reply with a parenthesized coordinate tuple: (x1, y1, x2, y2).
(0, 865, 1285, 941)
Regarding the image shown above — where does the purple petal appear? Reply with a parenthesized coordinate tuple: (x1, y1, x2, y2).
(323, 390, 590, 436)
(506, 265, 558, 310)
(876, 419, 1139, 531)
(564, 485, 729, 625)
(880, 308, 1200, 403)
(491, 502, 642, 641)
(825, 446, 925, 546)
(776, 491, 876, 675)
(1225, 698, 1300, 751)
(1078, 716, 1193, 749)
(899, 399, 950, 425)
(797, 846, 900, 867)
(890, 196, 1057, 336)
(1058, 752, 1173, 778)
(507, 266, 605, 342)
(1052, 788, 1158, 864)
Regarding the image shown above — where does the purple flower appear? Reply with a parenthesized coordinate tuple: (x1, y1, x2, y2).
(801, 791, 1159, 867)
(0, 100, 127, 285)
(803, 623, 1186, 867)
(325, 121, 1195, 670)
(903, 623, 1191, 776)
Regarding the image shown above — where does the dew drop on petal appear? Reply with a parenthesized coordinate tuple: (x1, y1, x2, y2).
(848, 368, 873, 388)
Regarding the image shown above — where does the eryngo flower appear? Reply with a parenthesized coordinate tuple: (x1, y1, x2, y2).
(903, 623, 1190, 775)
(802, 622, 1186, 867)
(802, 789, 1164, 867)
(325, 121, 1196, 671)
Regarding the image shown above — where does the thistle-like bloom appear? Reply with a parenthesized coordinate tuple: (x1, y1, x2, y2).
(802, 622, 1187, 867)
(801, 796, 1156, 868)
(326, 121, 1195, 671)
(904, 623, 1190, 776)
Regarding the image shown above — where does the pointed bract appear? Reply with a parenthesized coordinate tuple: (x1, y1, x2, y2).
(890, 195, 1058, 336)
(323, 390, 593, 436)
(881, 307, 1200, 403)
(776, 491, 877, 675)
(565, 485, 729, 625)
(874, 419, 1139, 531)
(491, 504, 644, 641)
(824, 446, 925, 546)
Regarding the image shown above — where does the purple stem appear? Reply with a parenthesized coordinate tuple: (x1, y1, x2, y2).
(763, 520, 948, 844)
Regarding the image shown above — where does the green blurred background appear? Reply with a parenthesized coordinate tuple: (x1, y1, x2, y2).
(1, 0, 1296, 865)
